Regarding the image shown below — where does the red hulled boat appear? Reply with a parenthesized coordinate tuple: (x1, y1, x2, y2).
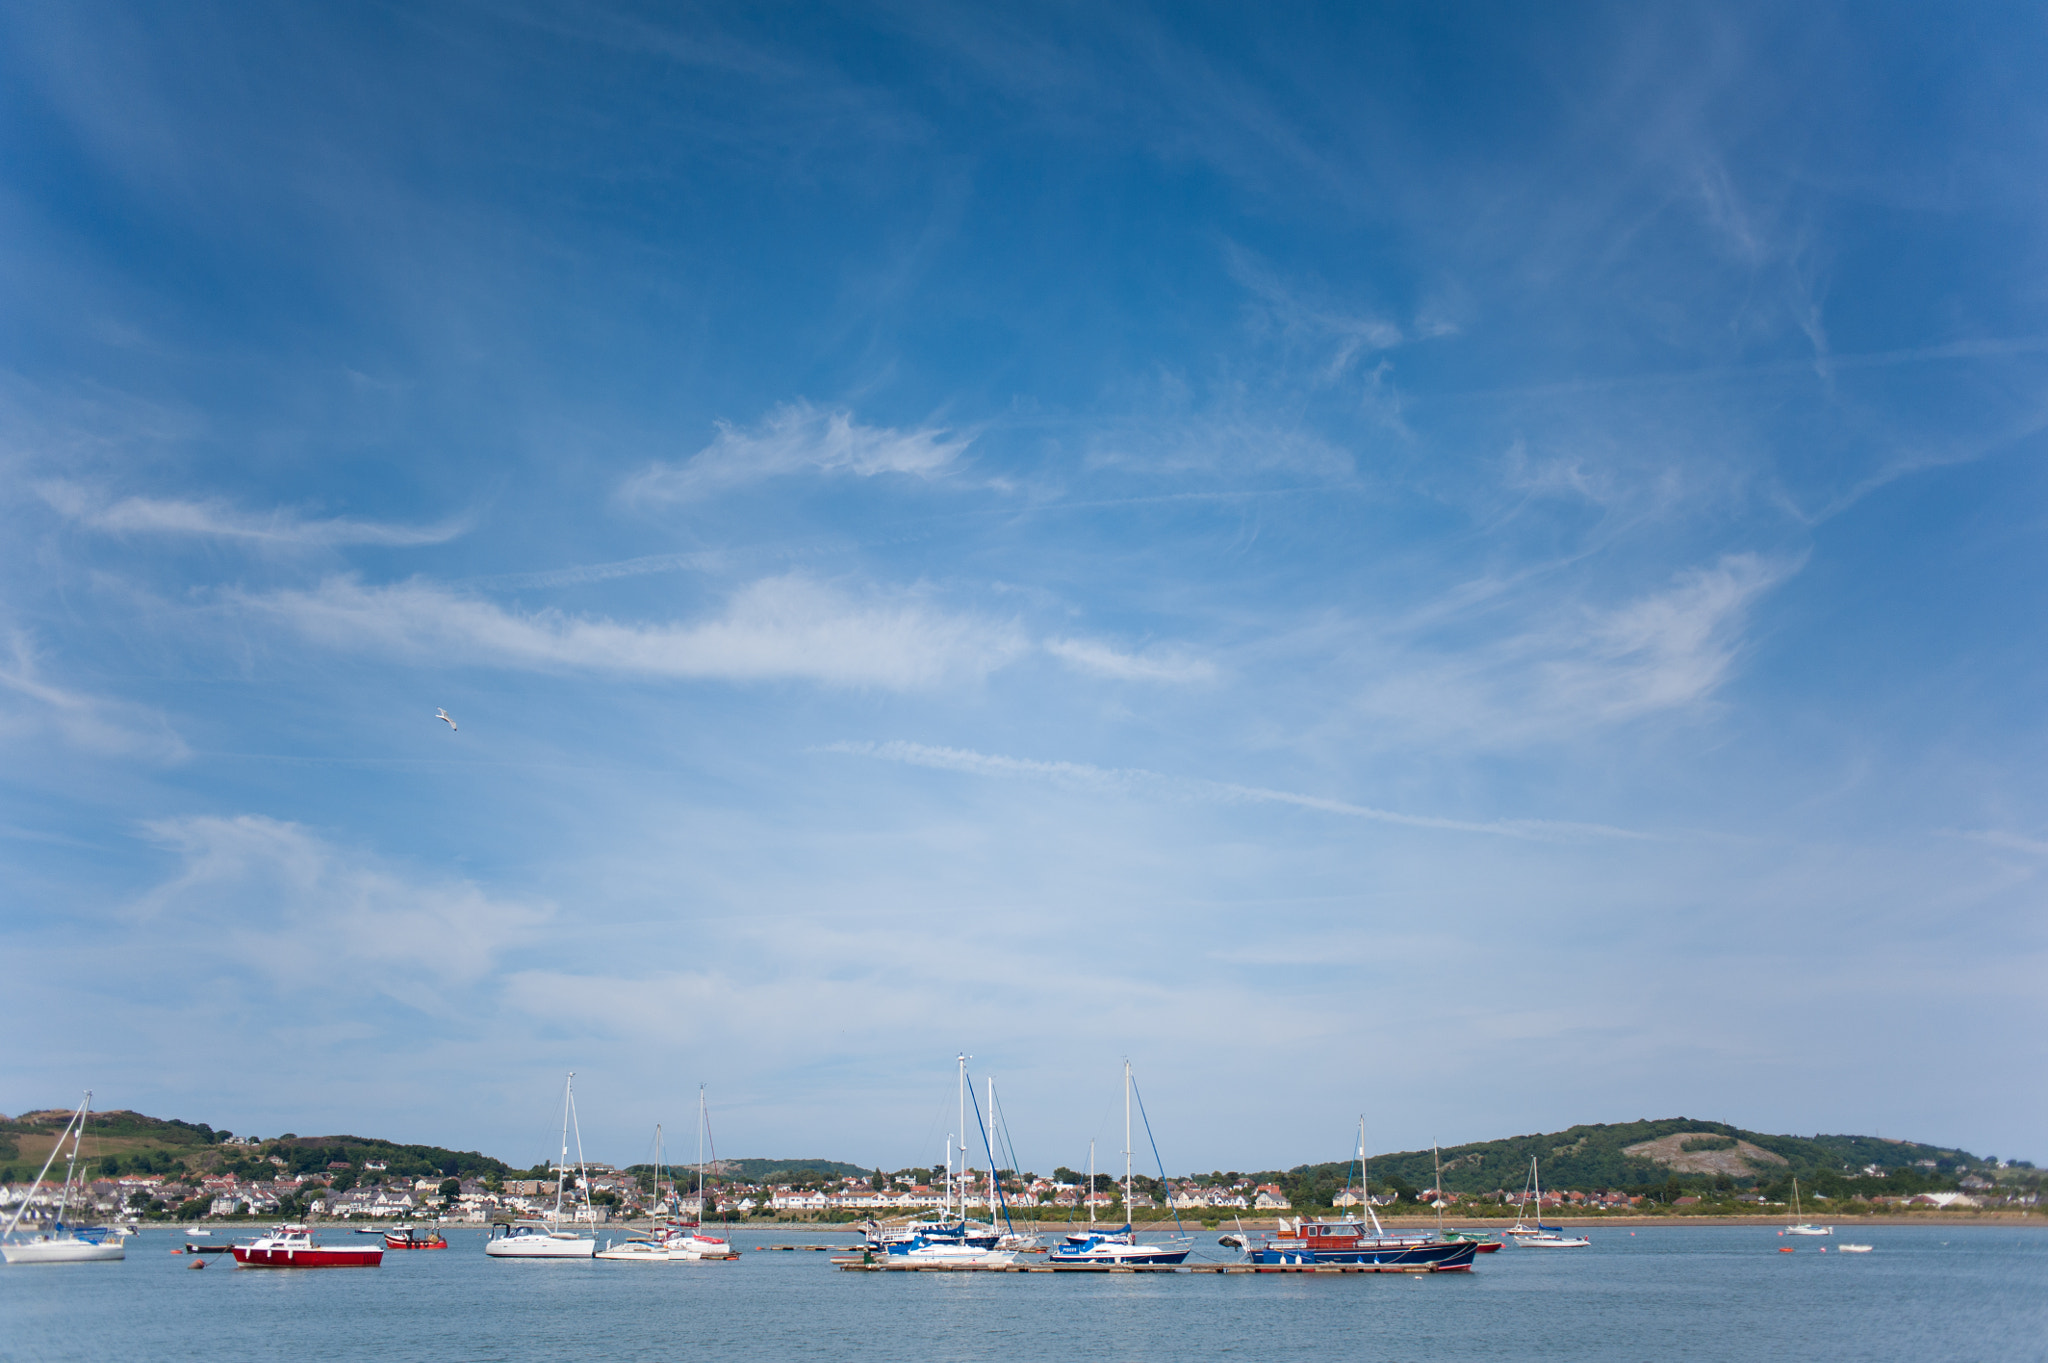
(232, 1225, 383, 1268)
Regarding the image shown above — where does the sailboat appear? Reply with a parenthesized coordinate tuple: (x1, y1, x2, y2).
(1780, 1179, 1833, 1237)
(1, 1092, 125, 1264)
(598, 1121, 677, 1262)
(486, 1073, 599, 1258)
(1508, 1157, 1589, 1248)
(1429, 1139, 1501, 1252)
(883, 1055, 1017, 1265)
(1047, 1061, 1193, 1265)
(665, 1087, 736, 1259)
(1242, 1119, 1477, 1267)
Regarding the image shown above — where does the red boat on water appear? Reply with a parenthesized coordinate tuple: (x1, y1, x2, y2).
(383, 1225, 447, 1250)
(232, 1225, 383, 1268)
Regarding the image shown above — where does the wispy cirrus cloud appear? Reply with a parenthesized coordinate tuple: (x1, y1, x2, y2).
(1353, 553, 1797, 746)
(1554, 552, 1792, 720)
(0, 635, 188, 761)
(37, 480, 468, 547)
(237, 573, 1027, 689)
(1950, 830, 2048, 858)
(823, 739, 1647, 841)
(623, 401, 971, 503)
(1045, 635, 1217, 684)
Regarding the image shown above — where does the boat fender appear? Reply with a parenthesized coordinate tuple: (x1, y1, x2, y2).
(189, 1258, 205, 1270)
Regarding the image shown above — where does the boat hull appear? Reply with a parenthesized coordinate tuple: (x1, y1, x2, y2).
(1252, 1238, 1478, 1269)
(485, 1235, 597, 1258)
(232, 1245, 382, 1268)
(595, 1241, 673, 1262)
(3, 1238, 126, 1264)
(1049, 1247, 1191, 1265)
(886, 1244, 1018, 1266)
(1048, 1234, 1193, 1266)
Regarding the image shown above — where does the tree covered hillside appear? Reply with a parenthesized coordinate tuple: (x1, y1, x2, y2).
(0, 1108, 509, 1186)
(1250, 1117, 1995, 1207)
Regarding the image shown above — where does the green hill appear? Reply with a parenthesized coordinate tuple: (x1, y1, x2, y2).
(1242, 1117, 1991, 1207)
(0, 1109, 508, 1185)
(694, 1157, 870, 1183)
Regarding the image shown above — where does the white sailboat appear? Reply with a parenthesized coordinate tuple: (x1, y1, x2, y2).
(1047, 1061, 1193, 1265)
(882, 1055, 1018, 1265)
(2, 1092, 125, 1265)
(1507, 1157, 1589, 1249)
(666, 1087, 736, 1259)
(598, 1122, 674, 1262)
(487, 1073, 598, 1259)
(1780, 1179, 1833, 1237)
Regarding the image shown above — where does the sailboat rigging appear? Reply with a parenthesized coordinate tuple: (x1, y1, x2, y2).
(1, 1092, 125, 1264)
(1047, 1061, 1193, 1265)
(1507, 1157, 1590, 1248)
(486, 1073, 598, 1258)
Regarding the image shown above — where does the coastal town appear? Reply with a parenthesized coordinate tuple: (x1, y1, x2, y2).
(2, 1153, 2028, 1228)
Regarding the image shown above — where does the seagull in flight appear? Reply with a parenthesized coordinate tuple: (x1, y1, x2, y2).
(435, 708, 458, 732)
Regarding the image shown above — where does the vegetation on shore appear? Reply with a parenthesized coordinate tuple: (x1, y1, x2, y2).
(4, 1109, 2037, 1221)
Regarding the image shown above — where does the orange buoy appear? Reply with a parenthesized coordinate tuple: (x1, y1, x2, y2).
(188, 1258, 205, 1269)
(1778, 1246, 1795, 1253)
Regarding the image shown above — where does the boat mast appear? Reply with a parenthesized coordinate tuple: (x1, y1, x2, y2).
(57, 1093, 88, 1227)
(1088, 1139, 1095, 1228)
(697, 1086, 707, 1225)
(987, 1076, 997, 1225)
(1123, 1060, 1134, 1231)
(552, 1073, 573, 1229)
(1432, 1139, 1445, 1236)
(3, 1094, 88, 1240)
(572, 1076, 594, 1224)
(1360, 1116, 1385, 1236)
(956, 1052, 968, 1223)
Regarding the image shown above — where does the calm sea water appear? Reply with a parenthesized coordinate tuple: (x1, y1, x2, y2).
(3, 1223, 2043, 1362)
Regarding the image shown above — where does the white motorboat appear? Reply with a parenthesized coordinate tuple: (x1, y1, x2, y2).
(2, 1092, 126, 1265)
(1837, 1243, 1873, 1253)
(484, 1073, 598, 1259)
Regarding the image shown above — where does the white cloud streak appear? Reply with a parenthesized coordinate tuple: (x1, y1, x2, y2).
(238, 573, 1028, 689)
(0, 635, 188, 761)
(37, 480, 467, 547)
(1045, 636, 1216, 683)
(1354, 553, 1796, 746)
(623, 401, 971, 502)
(823, 739, 1648, 842)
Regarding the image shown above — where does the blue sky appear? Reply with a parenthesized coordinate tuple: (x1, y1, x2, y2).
(4, 1, 2045, 1173)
